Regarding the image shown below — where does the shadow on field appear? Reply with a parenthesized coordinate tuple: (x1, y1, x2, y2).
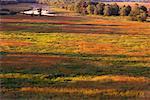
(1, 52, 150, 78)
(1, 77, 150, 99)
(2, 15, 149, 35)
(1, 22, 127, 34)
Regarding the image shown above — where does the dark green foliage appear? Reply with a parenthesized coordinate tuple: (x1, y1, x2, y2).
(126, 5, 131, 16)
(140, 5, 148, 12)
(0, 51, 8, 55)
(111, 3, 120, 16)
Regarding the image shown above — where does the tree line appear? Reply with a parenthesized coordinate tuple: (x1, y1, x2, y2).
(38, 0, 149, 22)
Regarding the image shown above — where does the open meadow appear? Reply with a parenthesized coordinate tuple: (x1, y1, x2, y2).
(0, 6, 150, 99)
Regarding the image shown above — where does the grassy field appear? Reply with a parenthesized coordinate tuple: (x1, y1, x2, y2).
(0, 7, 150, 99)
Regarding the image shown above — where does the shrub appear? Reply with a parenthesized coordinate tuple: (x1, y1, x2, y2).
(137, 11, 147, 22)
(120, 6, 127, 16)
(120, 5, 131, 16)
(129, 15, 138, 21)
(94, 6, 98, 15)
(87, 4, 95, 15)
(140, 5, 147, 12)
(104, 5, 112, 16)
(75, 2, 82, 13)
(96, 3, 105, 15)
(129, 4, 147, 22)
(75, 0, 87, 14)
(126, 5, 131, 16)
(81, 7, 88, 15)
(68, 5, 75, 11)
(130, 4, 140, 16)
(111, 3, 119, 16)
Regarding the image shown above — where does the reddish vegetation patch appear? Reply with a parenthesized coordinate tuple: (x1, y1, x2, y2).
(127, 51, 150, 56)
(0, 26, 22, 31)
(1, 54, 69, 68)
(0, 40, 32, 46)
(0, 15, 75, 24)
(1, 15, 150, 35)
(77, 41, 126, 55)
(0, 23, 32, 31)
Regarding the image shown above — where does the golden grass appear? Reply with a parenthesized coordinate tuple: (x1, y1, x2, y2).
(77, 41, 126, 55)
(0, 73, 35, 79)
(20, 87, 144, 97)
(0, 40, 32, 46)
(20, 87, 113, 95)
(91, 75, 150, 83)
(54, 75, 150, 83)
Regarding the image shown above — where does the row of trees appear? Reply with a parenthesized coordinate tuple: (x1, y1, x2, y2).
(38, 0, 148, 22)
(74, 0, 148, 21)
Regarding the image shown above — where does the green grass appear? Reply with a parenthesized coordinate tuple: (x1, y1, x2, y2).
(1, 32, 150, 53)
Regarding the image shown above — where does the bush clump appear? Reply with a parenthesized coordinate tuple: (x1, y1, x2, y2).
(87, 4, 95, 15)
(104, 5, 112, 16)
(96, 3, 105, 15)
(111, 3, 120, 16)
(120, 5, 131, 16)
(129, 4, 148, 22)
